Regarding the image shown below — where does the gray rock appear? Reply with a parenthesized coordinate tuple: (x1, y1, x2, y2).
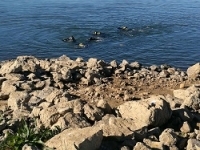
(186, 139, 200, 150)
(187, 63, 200, 80)
(117, 95, 172, 126)
(94, 115, 147, 141)
(45, 126, 103, 150)
(174, 85, 200, 110)
(7, 91, 30, 110)
(180, 121, 192, 133)
(133, 142, 151, 150)
(84, 103, 104, 121)
(159, 128, 178, 147)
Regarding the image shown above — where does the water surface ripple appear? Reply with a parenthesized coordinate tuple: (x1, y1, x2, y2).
(0, 0, 200, 70)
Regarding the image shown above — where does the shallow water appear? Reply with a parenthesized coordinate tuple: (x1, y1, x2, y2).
(0, 0, 200, 70)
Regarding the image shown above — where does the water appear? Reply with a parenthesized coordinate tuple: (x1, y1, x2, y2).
(0, 0, 200, 70)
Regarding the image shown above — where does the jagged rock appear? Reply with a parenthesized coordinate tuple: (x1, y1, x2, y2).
(7, 91, 31, 110)
(45, 89, 70, 104)
(51, 112, 90, 130)
(143, 138, 165, 150)
(45, 126, 103, 150)
(133, 142, 151, 150)
(0, 56, 40, 74)
(94, 115, 147, 141)
(173, 85, 200, 110)
(180, 121, 192, 133)
(110, 60, 118, 68)
(30, 107, 41, 117)
(187, 63, 200, 80)
(186, 139, 200, 150)
(5, 73, 25, 81)
(165, 94, 183, 108)
(39, 105, 60, 127)
(83, 103, 104, 121)
(30, 87, 55, 100)
(87, 58, 98, 68)
(39, 100, 83, 127)
(159, 128, 178, 147)
(129, 61, 141, 69)
(117, 95, 172, 126)
(1, 80, 17, 95)
(97, 99, 112, 114)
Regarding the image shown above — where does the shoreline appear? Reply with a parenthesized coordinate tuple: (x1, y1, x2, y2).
(0, 55, 200, 149)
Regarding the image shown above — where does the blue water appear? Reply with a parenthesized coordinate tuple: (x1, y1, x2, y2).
(0, 0, 200, 70)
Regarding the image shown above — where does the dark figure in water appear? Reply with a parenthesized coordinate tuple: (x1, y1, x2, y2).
(88, 36, 103, 42)
(118, 26, 129, 31)
(62, 36, 76, 42)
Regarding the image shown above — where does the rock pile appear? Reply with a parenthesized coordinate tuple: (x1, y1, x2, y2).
(0, 55, 200, 150)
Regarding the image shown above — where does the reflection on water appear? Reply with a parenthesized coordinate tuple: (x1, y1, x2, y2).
(0, 0, 200, 70)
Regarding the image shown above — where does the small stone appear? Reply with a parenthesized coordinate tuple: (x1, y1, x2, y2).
(180, 121, 192, 133)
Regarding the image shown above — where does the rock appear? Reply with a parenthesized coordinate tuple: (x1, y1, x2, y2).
(129, 61, 141, 69)
(51, 112, 90, 130)
(30, 107, 41, 117)
(39, 105, 60, 127)
(187, 63, 200, 80)
(83, 103, 104, 121)
(110, 60, 118, 68)
(186, 139, 200, 150)
(1, 80, 17, 95)
(173, 85, 200, 110)
(133, 142, 151, 150)
(39, 100, 83, 127)
(45, 89, 70, 104)
(165, 94, 182, 108)
(143, 138, 165, 149)
(159, 70, 170, 78)
(94, 115, 147, 141)
(7, 91, 30, 110)
(180, 121, 192, 133)
(117, 95, 172, 126)
(31, 87, 55, 100)
(0, 56, 40, 74)
(45, 127, 103, 150)
(96, 99, 112, 114)
(5, 73, 25, 81)
(159, 128, 178, 147)
(120, 146, 130, 150)
(87, 58, 98, 68)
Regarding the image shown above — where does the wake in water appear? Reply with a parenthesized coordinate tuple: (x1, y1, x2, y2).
(62, 24, 172, 49)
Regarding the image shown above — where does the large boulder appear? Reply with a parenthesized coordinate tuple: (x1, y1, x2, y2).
(173, 85, 200, 110)
(117, 95, 172, 126)
(7, 91, 31, 110)
(159, 128, 178, 147)
(187, 63, 200, 80)
(186, 139, 200, 150)
(39, 100, 83, 127)
(94, 115, 147, 141)
(45, 127, 103, 150)
(0, 56, 40, 74)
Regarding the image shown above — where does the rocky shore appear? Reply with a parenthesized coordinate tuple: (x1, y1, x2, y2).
(0, 55, 200, 150)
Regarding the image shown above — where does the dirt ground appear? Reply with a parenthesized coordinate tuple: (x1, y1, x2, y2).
(69, 75, 200, 108)
(0, 75, 199, 110)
